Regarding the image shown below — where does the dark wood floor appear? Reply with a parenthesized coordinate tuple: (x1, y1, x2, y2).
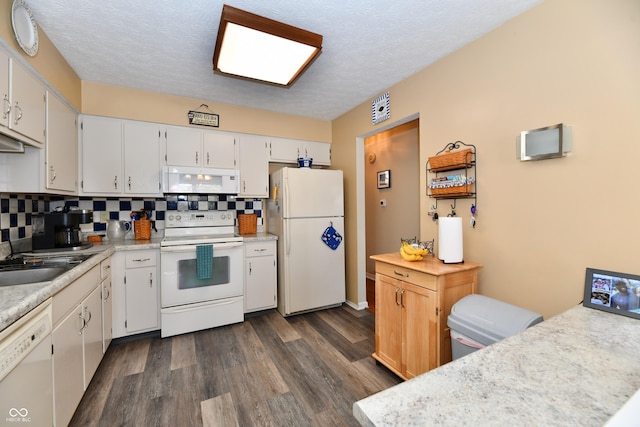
(70, 304, 400, 426)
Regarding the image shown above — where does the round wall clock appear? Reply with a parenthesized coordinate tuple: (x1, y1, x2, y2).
(11, 0, 39, 57)
(372, 92, 390, 125)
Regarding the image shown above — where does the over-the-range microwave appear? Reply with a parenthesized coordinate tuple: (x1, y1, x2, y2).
(162, 166, 239, 194)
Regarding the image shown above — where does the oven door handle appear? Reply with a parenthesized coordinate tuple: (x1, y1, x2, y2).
(161, 242, 243, 252)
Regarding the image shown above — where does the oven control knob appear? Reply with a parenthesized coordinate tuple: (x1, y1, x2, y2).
(175, 215, 181, 221)
(221, 213, 227, 220)
(168, 215, 174, 221)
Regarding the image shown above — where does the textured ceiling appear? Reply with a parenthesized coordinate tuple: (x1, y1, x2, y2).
(27, 0, 541, 121)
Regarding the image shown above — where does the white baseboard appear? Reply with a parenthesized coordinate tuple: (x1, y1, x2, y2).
(346, 299, 369, 311)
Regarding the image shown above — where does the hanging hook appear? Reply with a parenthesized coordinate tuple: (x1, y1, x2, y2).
(448, 200, 456, 217)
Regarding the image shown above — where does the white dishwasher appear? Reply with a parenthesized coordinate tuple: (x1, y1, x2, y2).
(0, 299, 53, 426)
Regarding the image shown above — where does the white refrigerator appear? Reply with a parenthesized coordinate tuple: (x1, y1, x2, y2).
(267, 167, 346, 316)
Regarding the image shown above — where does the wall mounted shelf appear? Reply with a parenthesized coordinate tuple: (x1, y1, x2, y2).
(426, 141, 476, 208)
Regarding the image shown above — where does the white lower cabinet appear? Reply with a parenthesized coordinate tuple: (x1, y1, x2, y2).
(111, 249, 160, 338)
(244, 240, 277, 313)
(51, 263, 104, 427)
(100, 257, 113, 352)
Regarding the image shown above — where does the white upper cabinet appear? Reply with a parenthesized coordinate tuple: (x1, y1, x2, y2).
(8, 58, 46, 145)
(203, 131, 237, 169)
(0, 49, 9, 130)
(123, 120, 162, 194)
(46, 92, 77, 193)
(81, 116, 163, 196)
(0, 50, 46, 146)
(304, 140, 331, 166)
(165, 126, 237, 169)
(239, 134, 269, 198)
(268, 137, 331, 166)
(165, 126, 201, 167)
(80, 115, 123, 194)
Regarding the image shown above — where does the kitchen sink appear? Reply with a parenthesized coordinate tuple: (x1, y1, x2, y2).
(0, 253, 94, 286)
(0, 265, 73, 286)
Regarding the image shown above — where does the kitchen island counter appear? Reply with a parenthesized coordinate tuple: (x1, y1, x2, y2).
(354, 304, 640, 426)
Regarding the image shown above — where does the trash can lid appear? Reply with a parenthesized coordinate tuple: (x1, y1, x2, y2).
(447, 294, 543, 345)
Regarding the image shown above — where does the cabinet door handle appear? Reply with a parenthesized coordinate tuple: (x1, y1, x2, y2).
(249, 261, 252, 275)
(2, 94, 9, 119)
(49, 166, 56, 183)
(395, 287, 401, 306)
(128, 176, 132, 190)
(400, 288, 406, 308)
(132, 258, 151, 262)
(114, 175, 118, 190)
(206, 152, 210, 165)
(393, 270, 409, 278)
(77, 312, 85, 335)
(84, 306, 92, 326)
(102, 286, 110, 301)
(149, 273, 153, 287)
(13, 102, 22, 124)
(195, 151, 199, 164)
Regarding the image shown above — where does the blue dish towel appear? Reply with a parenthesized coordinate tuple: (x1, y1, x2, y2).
(196, 245, 213, 280)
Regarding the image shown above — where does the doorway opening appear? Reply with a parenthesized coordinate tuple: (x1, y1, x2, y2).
(364, 119, 420, 312)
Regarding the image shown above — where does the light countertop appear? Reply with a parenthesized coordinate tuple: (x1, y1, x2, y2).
(0, 244, 116, 332)
(353, 304, 640, 426)
(0, 234, 277, 332)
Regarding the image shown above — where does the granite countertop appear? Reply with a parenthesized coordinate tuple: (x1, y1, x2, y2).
(0, 245, 115, 332)
(0, 238, 164, 332)
(353, 305, 640, 426)
(239, 232, 278, 242)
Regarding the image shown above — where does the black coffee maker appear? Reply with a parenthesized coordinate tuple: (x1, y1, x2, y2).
(32, 208, 93, 251)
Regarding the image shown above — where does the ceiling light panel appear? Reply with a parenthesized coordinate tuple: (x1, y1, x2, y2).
(213, 5, 322, 87)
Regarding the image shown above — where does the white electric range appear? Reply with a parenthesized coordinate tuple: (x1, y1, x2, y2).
(160, 211, 244, 337)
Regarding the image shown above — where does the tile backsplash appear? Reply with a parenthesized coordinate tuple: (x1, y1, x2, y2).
(0, 193, 263, 247)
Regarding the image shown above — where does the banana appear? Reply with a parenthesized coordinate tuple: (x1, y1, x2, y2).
(400, 244, 423, 261)
(402, 241, 427, 257)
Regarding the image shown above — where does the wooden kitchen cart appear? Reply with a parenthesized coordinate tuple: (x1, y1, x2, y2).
(370, 253, 482, 380)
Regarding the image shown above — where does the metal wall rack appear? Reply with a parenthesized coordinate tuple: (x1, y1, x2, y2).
(426, 141, 476, 215)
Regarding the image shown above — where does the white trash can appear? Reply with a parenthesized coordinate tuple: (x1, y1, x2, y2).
(447, 294, 543, 360)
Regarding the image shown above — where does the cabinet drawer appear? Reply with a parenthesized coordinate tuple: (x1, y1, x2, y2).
(125, 251, 157, 268)
(53, 265, 100, 326)
(100, 257, 112, 279)
(244, 241, 275, 257)
(376, 262, 436, 291)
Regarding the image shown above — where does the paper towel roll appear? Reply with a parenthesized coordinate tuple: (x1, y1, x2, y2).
(438, 217, 463, 263)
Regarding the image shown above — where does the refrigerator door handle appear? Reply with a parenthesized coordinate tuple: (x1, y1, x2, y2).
(285, 220, 291, 256)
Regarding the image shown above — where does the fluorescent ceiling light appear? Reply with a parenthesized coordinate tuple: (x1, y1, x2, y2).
(213, 5, 322, 87)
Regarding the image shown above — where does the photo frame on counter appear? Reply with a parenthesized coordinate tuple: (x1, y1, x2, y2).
(583, 267, 640, 321)
(377, 170, 391, 189)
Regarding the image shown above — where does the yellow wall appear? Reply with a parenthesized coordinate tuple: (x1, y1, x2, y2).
(0, 0, 81, 108)
(81, 81, 331, 141)
(333, 0, 640, 319)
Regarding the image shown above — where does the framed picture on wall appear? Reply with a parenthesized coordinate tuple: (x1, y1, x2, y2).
(377, 170, 391, 189)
